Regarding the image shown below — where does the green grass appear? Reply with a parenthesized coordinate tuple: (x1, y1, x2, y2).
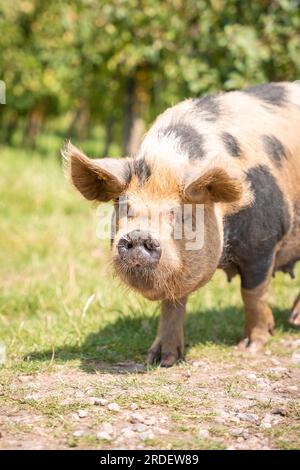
(0, 143, 299, 450)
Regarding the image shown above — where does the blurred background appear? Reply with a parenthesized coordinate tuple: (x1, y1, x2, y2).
(1, 0, 300, 157)
(1, 4, 300, 450)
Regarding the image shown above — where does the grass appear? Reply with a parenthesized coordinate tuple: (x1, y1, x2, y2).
(0, 142, 299, 450)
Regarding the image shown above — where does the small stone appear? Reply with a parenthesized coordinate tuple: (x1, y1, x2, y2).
(271, 408, 286, 417)
(85, 388, 95, 396)
(96, 431, 113, 441)
(121, 428, 136, 439)
(135, 423, 148, 433)
(158, 415, 168, 423)
(101, 422, 114, 434)
(198, 429, 210, 439)
(130, 412, 145, 423)
(78, 410, 87, 418)
(73, 430, 85, 437)
(264, 350, 272, 356)
(130, 403, 139, 411)
(231, 428, 244, 437)
(26, 382, 38, 389)
(237, 413, 259, 423)
(96, 422, 115, 440)
(107, 402, 120, 412)
(270, 358, 280, 366)
(89, 397, 108, 406)
(155, 427, 169, 435)
(269, 367, 289, 377)
(24, 394, 38, 401)
(246, 373, 257, 381)
(192, 360, 201, 367)
(139, 430, 155, 441)
(292, 351, 300, 364)
(260, 421, 272, 430)
(256, 379, 271, 391)
(260, 413, 276, 430)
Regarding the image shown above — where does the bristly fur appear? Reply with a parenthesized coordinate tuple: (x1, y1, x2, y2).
(128, 159, 181, 201)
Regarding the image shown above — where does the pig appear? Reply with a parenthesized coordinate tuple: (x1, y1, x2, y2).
(63, 81, 300, 367)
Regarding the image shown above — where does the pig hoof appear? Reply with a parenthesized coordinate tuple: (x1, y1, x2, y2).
(145, 346, 161, 365)
(145, 343, 181, 367)
(238, 337, 266, 352)
(160, 352, 178, 368)
(289, 310, 300, 327)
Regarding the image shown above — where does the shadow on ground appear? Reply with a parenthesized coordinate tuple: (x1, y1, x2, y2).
(26, 305, 294, 374)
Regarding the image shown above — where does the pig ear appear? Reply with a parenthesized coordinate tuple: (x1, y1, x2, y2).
(62, 142, 131, 202)
(184, 167, 243, 203)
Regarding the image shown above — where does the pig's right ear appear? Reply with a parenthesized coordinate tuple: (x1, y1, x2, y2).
(62, 142, 131, 202)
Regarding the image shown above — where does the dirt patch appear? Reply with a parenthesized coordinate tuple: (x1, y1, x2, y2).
(1, 337, 300, 450)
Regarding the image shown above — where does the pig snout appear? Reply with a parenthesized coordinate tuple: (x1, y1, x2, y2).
(117, 230, 161, 268)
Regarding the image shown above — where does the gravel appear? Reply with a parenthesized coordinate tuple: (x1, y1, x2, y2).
(134, 423, 148, 433)
(107, 402, 120, 412)
(198, 429, 210, 439)
(292, 351, 300, 364)
(88, 397, 108, 406)
(237, 413, 259, 423)
(78, 410, 88, 418)
(73, 430, 85, 437)
(139, 430, 155, 441)
(129, 412, 145, 423)
(97, 422, 114, 441)
(130, 403, 139, 411)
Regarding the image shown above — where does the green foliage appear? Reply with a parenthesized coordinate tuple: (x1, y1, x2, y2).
(0, 0, 300, 148)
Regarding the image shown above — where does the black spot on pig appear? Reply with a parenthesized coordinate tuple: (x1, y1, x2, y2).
(221, 165, 291, 289)
(160, 124, 205, 161)
(134, 158, 151, 185)
(244, 83, 287, 107)
(261, 135, 287, 167)
(193, 94, 220, 122)
(222, 132, 242, 157)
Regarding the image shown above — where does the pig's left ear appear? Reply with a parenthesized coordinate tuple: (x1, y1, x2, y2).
(62, 142, 131, 202)
(184, 167, 243, 204)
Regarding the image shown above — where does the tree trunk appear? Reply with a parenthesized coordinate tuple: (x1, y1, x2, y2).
(122, 66, 150, 156)
(101, 116, 115, 157)
(22, 102, 45, 148)
(67, 100, 90, 140)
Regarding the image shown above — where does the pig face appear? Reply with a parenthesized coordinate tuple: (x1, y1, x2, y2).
(63, 143, 244, 301)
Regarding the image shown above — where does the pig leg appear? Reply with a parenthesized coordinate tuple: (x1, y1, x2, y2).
(146, 297, 187, 367)
(239, 275, 275, 352)
(289, 293, 300, 326)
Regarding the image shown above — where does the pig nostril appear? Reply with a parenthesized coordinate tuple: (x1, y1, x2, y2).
(143, 241, 153, 251)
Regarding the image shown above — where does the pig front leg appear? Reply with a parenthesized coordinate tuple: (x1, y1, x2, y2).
(289, 293, 300, 326)
(146, 297, 187, 367)
(239, 266, 275, 352)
